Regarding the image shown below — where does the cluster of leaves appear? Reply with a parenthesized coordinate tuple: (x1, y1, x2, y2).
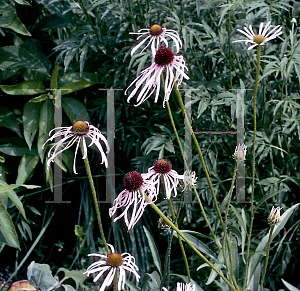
(0, 0, 300, 290)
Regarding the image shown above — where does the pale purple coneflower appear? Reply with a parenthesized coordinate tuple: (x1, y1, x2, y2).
(84, 244, 140, 291)
(130, 24, 182, 57)
(43, 120, 109, 174)
(109, 171, 157, 230)
(143, 159, 183, 199)
(126, 46, 189, 108)
(233, 21, 282, 50)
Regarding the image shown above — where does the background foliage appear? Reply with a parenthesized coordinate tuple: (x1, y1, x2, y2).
(0, 0, 300, 290)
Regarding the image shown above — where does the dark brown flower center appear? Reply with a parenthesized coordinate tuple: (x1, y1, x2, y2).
(153, 159, 172, 174)
(106, 252, 123, 267)
(155, 47, 174, 67)
(150, 24, 163, 36)
(253, 34, 265, 44)
(72, 121, 89, 135)
(123, 171, 144, 191)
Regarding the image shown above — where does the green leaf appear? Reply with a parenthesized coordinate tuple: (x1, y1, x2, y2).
(0, 199, 20, 250)
(0, 79, 46, 95)
(37, 98, 54, 160)
(12, 0, 31, 5)
(230, 204, 246, 232)
(23, 101, 42, 150)
(281, 279, 300, 291)
(62, 97, 90, 124)
(16, 155, 39, 184)
(143, 226, 162, 276)
(0, 137, 38, 156)
(0, 180, 28, 222)
(0, 4, 31, 36)
(57, 268, 86, 290)
(50, 63, 60, 90)
(30, 94, 50, 102)
(125, 279, 141, 291)
(227, 225, 242, 245)
(27, 262, 59, 291)
(61, 81, 96, 95)
(0, 46, 48, 75)
(0, 106, 22, 137)
(173, 230, 217, 261)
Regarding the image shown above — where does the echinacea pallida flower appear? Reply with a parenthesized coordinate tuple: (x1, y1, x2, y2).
(109, 171, 157, 230)
(84, 244, 140, 291)
(143, 159, 183, 199)
(268, 206, 282, 224)
(43, 120, 109, 174)
(126, 46, 189, 107)
(233, 21, 282, 50)
(130, 24, 182, 57)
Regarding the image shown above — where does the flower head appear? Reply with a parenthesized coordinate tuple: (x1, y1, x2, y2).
(182, 170, 198, 192)
(43, 121, 109, 174)
(233, 21, 282, 50)
(126, 46, 189, 107)
(130, 24, 182, 57)
(268, 206, 282, 224)
(109, 171, 157, 230)
(143, 159, 183, 199)
(84, 244, 140, 291)
(233, 143, 247, 162)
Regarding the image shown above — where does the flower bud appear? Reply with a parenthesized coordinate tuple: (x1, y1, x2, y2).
(268, 206, 282, 224)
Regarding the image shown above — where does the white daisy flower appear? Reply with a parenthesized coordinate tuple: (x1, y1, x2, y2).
(177, 282, 196, 291)
(126, 46, 189, 108)
(84, 244, 140, 291)
(130, 24, 182, 57)
(232, 21, 283, 50)
(143, 159, 183, 199)
(43, 120, 109, 174)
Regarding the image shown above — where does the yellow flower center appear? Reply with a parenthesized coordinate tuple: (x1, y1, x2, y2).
(150, 24, 163, 36)
(106, 253, 123, 267)
(72, 121, 89, 135)
(253, 34, 265, 44)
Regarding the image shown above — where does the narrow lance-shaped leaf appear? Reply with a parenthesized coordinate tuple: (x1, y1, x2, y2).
(37, 98, 54, 161)
(0, 199, 20, 250)
(143, 226, 162, 276)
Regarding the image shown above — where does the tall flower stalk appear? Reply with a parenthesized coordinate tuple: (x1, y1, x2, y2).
(80, 140, 110, 254)
(243, 45, 261, 290)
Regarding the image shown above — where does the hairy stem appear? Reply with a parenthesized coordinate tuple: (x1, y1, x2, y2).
(260, 224, 275, 291)
(243, 45, 261, 291)
(80, 140, 110, 254)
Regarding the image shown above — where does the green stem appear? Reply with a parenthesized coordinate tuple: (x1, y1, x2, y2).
(180, 0, 186, 25)
(77, 0, 105, 52)
(260, 224, 275, 291)
(174, 83, 225, 232)
(140, 190, 238, 291)
(227, 13, 233, 89)
(166, 101, 221, 252)
(127, 0, 137, 31)
(136, 0, 145, 24)
(168, 199, 191, 282)
(243, 45, 261, 291)
(113, 269, 119, 291)
(222, 164, 238, 289)
(80, 140, 110, 254)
